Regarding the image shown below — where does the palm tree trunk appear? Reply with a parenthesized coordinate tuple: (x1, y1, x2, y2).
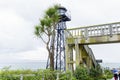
(50, 53, 54, 70)
(49, 29, 55, 70)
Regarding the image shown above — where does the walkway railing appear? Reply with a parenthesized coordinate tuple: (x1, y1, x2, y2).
(66, 22, 120, 38)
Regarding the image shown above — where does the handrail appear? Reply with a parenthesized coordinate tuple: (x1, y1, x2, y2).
(66, 22, 120, 38)
(65, 29, 74, 38)
(67, 22, 120, 30)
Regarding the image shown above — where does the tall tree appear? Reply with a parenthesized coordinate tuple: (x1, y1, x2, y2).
(34, 5, 60, 70)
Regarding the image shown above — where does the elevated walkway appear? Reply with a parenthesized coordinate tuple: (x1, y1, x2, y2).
(65, 22, 120, 71)
(66, 22, 120, 44)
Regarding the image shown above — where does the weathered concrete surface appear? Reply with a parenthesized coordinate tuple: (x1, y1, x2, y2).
(67, 34, 120, 45)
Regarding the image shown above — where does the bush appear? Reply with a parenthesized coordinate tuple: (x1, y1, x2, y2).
(89, 64, 103, 79)
(73, 66, 90, 80)
(103, 69, 113, 79)
(0, 65, 110, 80)
(59, 70, 76, 80)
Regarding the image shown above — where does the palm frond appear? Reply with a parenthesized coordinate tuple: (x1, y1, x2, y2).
(34, 26, 40, 36)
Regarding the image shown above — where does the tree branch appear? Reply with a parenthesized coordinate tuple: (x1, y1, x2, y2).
(39, 35, 47, 44)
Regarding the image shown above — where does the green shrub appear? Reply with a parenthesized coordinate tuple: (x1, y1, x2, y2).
(89, 64, 103, 79)
(73, 66, 89, 80)
(0, 65, 110, 80)
(103, 68, 113, 79)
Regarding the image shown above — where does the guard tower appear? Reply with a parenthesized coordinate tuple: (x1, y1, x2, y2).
(46, 6, 70, 71)
(55, 6, 71, 71)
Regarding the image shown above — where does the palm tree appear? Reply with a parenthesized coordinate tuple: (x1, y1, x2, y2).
(34, 5, 60, 70)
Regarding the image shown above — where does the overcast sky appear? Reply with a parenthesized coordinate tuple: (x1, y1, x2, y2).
(0, 0, 120, 64)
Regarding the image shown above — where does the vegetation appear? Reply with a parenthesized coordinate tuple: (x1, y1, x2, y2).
(0, 65, 113, 80)
(34, 5, 60, 71)
(73, 66, 90, 80)
(0, 67, 73, 80)
(102, 68, 113, 79)
(89, 64, 103, 79)
(73, 64, 113, 80)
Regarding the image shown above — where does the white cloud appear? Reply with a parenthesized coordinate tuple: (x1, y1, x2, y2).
(89, 43, 120, 63)
(0, 47, 47, 63)
(20, 47, 48, 61)
(0, 8, 40, 53)
(0, 0, 120, 64)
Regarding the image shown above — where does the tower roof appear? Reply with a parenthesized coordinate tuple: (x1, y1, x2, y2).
(58, 6, 67, 12)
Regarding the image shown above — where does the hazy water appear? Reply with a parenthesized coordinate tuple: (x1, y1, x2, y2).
(0, 61, 47, 70)
(0, 61, 120, 70)
(100, 63, 120, 69)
